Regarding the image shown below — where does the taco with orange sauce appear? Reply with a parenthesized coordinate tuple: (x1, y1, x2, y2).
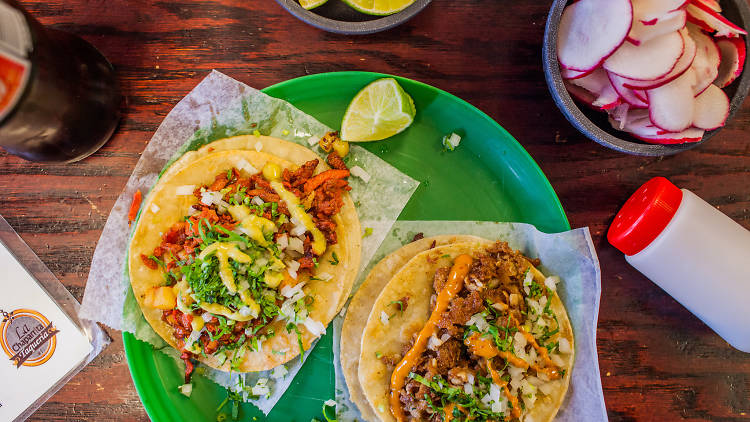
(347, 239, 573, 422)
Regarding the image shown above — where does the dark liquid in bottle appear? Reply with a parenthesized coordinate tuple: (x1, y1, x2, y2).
(0, 1, 121, 162)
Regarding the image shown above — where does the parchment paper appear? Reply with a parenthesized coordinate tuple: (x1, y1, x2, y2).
(79, 71, 418, 414)
(334, 221, 608, 422)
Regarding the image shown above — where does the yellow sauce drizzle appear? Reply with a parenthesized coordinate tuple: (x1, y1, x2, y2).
(198, 242, 251, 293)
(262, 162, 327, 255)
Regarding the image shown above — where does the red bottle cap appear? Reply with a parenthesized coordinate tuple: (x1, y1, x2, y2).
(607, 177, 683, 256)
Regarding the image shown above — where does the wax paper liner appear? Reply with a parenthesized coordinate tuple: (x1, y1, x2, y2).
(79, 70, 418, 414)
(334, 221, 608, 422)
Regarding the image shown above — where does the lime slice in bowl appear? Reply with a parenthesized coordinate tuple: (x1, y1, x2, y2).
(342, 0, 416, 16)
(299, 0, 328, 10)
(341, 78, 416, 142)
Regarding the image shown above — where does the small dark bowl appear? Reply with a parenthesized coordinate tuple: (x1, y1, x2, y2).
(543, 0, 750, 156)
(274, 0, 431, 35)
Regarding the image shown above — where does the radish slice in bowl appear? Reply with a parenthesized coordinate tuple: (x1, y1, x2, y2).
(714, 36, 746, 87)
(557, 0, 633, 72)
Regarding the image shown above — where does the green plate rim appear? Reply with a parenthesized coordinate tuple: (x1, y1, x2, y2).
(123, 70, 571, 421)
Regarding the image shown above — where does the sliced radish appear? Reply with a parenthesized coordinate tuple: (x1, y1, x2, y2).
(622, 28, 697, 89)
(687, 24, 721, 95)
(604, 31, 684, 80)
(558, 0, 633, 71)
(564, 81, 598, 107)
(633, 89, 648, 103)
(686, 3, 747, 38)
(692, 0, 721, 13)
(561, 67, 594, 80)
(646, 68, 697, 132)
(692, 84, 730, 129)
(569, 68, 620, 109)
(633, 0, 687, 21)
(629, 10, 687, 44)
(568, 68, 622, 109)
(714, 37, 746, 87)
(635, 127, 705, 144)
(608, 72, 650, 107)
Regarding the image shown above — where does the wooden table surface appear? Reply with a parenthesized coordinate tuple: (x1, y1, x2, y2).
(2, 0, 749, 420)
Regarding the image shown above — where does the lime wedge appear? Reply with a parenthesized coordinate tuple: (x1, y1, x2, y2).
(341, 78, 416, 142)
(342, 0, 416, 15)
(299, 0, 328, 10)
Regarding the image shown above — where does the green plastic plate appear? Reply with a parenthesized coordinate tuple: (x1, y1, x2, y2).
(123, 71, 570, 421)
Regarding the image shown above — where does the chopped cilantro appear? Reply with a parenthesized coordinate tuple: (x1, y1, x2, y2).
(329, 252, 339, 266)
(363, 227, 373, 238)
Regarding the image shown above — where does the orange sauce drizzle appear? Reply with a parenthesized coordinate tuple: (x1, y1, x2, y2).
(486, 359, 522, 419)
(517, 326, 561, 380)
(389, 254, 474, 422)
(465, 333, 529, 368)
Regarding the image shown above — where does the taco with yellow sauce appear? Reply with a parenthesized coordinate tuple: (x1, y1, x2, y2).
(128, 136, 361, 381)
(352, 240, 574, 422)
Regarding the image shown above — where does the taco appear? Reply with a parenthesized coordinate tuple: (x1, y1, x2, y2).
(128, 138, 361, 380)
(342, 235, 488, 422)
(356, 241, 574, 422)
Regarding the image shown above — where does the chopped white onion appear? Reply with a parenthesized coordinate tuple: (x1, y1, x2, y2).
(551, 353, 565, 368)
(316, 272, 333, 282)
(467, 312, 489, 332)
(188, 206, 199, 216)
(558, 337, 572, 354)
(480, 393, 492, 406)
(176, 185, 195, 196)
(255, 141, 263, 152)
(350, 165, 371, 183)
(513, 331, 527, 350)
(427, 334, 443, 351)
(440, 333, 451, 342)
(523, 270, 534, 287)
(286, 260, 301, 272)
(236, 158, 258, 175)
(380, 311, 389, 325)
(251, 378, 270, 397)
(508, 365, 525, 380)
(150, 203, 160, 213)
(324, 399, 336, 407)
(271, 365, 288, 379)
(545, 276, 560, 291)
(200, 191, 223, 206)
(489, 383, 501, 403)
(281, 282, 305, 298)
(202, 313, 215, 323)
(290, 225, 307, 237)
(252, 196, 264, 206)
(288, 237, 304, 254)
(178, 383, 193, 397)
(239, 306, 257, 318)
(467, 373, 475, 385)
(287, 267, 297, 280)
(304, 318, 326, 337)
(463, 383, 473, 395)
(276, 234, 289, 250)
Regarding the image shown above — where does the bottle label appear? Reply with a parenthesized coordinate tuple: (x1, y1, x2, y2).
(0, 2, 31, 120)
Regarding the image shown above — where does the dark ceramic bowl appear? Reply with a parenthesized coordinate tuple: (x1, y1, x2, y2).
(543, 0, 750, 156)
(275, 0, 431, 35)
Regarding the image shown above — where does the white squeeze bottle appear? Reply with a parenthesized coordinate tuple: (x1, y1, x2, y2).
(607, 177, 750, 352)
